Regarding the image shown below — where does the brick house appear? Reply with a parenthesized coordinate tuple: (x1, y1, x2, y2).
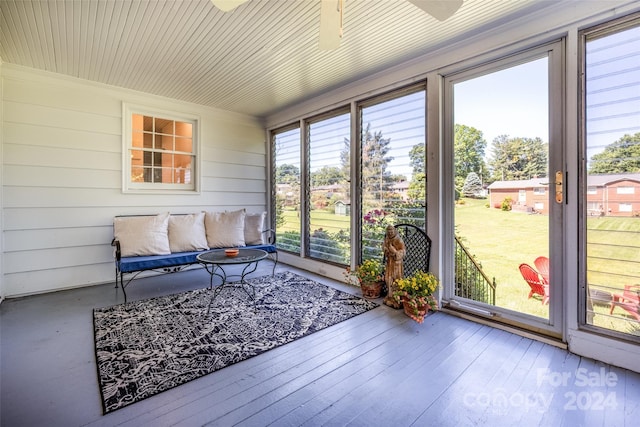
(488, 173, 640, 216)
(487, 177, 550, 214)
(586, 173, 640, 217)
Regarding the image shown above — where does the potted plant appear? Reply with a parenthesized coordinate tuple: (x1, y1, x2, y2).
(392, 270, 439, 323)
(344, 259, 384, 299)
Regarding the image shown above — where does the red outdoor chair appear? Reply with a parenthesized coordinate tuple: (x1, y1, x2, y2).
(609, 284, 640, 321)
(534, 256, 550, 284)
(519, 263, 549, 305)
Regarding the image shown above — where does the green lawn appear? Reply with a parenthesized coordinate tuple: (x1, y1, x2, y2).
(455, 197, 640, 333)
(278, 201, 640, 334)
(454, 198, 550, 318)
(279, 209, 350, 233)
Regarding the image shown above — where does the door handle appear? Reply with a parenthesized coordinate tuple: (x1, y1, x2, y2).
(555, 171, 563, 204)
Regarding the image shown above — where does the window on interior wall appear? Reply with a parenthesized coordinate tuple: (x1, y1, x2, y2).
(307, 109, 351, 265)
(123, 104, 199, 192)
(358, 86, 427, 262)
(581, 16, 640, 339)
(272, 125, 302, 254)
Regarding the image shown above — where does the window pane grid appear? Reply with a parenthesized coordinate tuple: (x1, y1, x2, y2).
(128, 112, 195, 188)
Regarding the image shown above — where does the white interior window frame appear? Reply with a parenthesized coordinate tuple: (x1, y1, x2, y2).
(122, 103, 201, 194)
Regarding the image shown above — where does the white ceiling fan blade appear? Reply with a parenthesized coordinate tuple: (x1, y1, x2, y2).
(210, 0, 249, 12)
(319, 0, 342, 51)
(407, 0, 463, 21)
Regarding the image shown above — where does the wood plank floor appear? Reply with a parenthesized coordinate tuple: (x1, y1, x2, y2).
(1, 263, 639, 426)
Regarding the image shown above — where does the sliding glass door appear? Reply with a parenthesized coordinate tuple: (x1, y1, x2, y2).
(444, 41, 564, 336)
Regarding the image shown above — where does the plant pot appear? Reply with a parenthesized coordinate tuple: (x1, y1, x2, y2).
(361, 281, 384, 299)
(402, 296, 428, 322)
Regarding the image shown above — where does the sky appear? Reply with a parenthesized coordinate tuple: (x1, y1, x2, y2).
(454, 23, 639, 170)
(278, 24, 639, 179)
(454, 57, 549, 152)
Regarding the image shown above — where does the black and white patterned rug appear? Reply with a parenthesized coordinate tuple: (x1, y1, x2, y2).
(93, 271, 378, 414)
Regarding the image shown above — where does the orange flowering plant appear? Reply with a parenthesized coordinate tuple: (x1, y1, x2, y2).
(344, 259, 383, 286)
(392, 270, 439, 323)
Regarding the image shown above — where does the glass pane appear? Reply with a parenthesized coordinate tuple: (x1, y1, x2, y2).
(155, 118, 173, 134)
(175, 121, 192, 137)
(131, 165, 144, 182)
(454, 58, 549, 316)
(142, 133, 152, 149)
(584, 23, 640, 335)
(308, 113, 351, 264)
(360, 90, 426, 262)
(175, 137, 192, 153)
(132, 114, 144, 132)
(158, 134, 173, 151)
(143, 116, 153, 132)
(274, 127, 302, 254)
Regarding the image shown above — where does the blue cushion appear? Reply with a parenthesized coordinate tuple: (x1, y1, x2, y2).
(118, 244, 276, 273)
(247, 244, 277, 253)
(119, 251, 203, 273)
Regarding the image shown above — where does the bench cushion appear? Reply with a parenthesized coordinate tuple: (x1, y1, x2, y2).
(119, 251, 203, 273)
(118, 244, 277, 273)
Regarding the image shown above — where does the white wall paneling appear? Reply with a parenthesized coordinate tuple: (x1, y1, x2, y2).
(1, 65, 266, 297)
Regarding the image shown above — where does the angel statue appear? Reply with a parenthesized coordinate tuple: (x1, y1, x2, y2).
(383, 225, 405, 308)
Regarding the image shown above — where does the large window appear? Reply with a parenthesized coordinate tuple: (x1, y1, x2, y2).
(272, 125, 302, 254)
(270, 85, 426, 267)
(581, 17, 640, 338)
(123, 104, 198, 192)
(359, 88, 426, 262)
(307, 111, 351, 264)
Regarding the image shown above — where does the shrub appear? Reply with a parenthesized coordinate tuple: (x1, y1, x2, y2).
(501, 197, 513, 211)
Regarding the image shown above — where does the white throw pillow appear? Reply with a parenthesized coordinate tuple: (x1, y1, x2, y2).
(244, 211, 266, 245)
(204, 209, 246, 248)
(168, 213, 209, 253)
(113, 213, 171, 257)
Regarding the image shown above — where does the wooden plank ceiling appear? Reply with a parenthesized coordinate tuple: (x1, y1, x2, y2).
(1, 0, 553, 118)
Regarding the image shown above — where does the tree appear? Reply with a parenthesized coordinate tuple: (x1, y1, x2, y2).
(462, 172, 482, 197)
(409, 143, 425, 174)
(310, 166, 345, 186)
(408, 143, 426, 202)
(341, 123, 395, 209)
(361, 123, 394, 207)
(275, 163, 301, 207)
(589, 132, 640, 174)
(455, 124, 487, 190)
(275, 163, 300, 184)
(488, 135, 548, 182)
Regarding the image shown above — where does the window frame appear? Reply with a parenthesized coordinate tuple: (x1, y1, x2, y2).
(578, 13, 640, 343)
(268, 83, 427, 269)
(271, 123, 303, 255)
(122, 103, 201, 194)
